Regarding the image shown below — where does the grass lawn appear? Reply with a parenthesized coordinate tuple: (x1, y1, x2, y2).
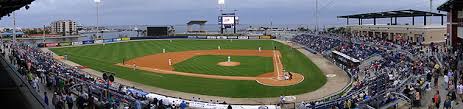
(173, 55, 274, 77)
(50, 40, 326, 98)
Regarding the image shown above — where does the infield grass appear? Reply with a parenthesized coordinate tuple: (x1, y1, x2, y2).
(173, 55, 274, 77)
(50, 40, 327, 98)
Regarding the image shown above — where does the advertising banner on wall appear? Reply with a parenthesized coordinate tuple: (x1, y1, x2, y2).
(95, 40, 104, 44)
(248, 36, 258, 39)
(72, 41, 82, 45)
(121, 38, 130, 41)
(217, 36, 227, 39)
(188, 36, 197, 39)
(259, 36, 272, 39)
(113, 38, 120, 42)
(103, 39, 114, 43)
(59, 42, 72, 46)
(82, 40, 95, 44)
(238, 36, 248, 39)
(227, 36, 238, 39)
(207, 36, 217, 39)
(197, 36, 207, 39)
(45, 43, 58, 47)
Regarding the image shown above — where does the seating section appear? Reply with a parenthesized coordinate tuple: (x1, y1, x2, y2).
(292, 33, 434, 109)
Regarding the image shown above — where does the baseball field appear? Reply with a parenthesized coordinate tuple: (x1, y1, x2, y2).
(49, 40, 326, 98)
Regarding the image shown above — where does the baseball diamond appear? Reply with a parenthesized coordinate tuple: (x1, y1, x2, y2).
(115, 49, 304, 86)
(4, 0, 460, 108)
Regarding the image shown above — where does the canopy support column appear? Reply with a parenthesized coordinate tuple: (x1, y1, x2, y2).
(358, 18, 361, 25)
(390, 17, 393, 25)
(424, 15, 427, 25)
(347, 17, 349, 25)
(441, 16, 444, 25)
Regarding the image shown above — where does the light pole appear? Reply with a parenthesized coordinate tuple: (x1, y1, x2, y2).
(315, 0, 319, 35)
(95, 0, 101, 39)
(12, 12, 16, 44)
(218, 0, 225, 34)
(233, 9, 238, 34)
(43, 25, 46, 43)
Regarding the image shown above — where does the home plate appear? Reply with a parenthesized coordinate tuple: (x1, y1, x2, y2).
(326, 74, 336, 78)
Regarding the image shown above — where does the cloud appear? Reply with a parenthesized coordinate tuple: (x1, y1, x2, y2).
(0, 0, 450, 27)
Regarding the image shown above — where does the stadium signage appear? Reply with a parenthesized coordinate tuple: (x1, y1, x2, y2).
(82, 40, 95, 44)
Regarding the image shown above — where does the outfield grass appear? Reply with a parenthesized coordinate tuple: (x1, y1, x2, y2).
(50, 40, 327, 98)
(173, 55, 274, 77)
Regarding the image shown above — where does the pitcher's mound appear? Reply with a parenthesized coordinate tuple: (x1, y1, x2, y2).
(217, 62, 240, 67)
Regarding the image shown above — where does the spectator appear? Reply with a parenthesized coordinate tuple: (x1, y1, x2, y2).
(179, 101, 187, 109)
(52, 92, 58, 108)
(66, 93, 74, 109)
(44, 92, 49, 106)
(414, 90, 420, 107)
(458, 82, 463, 103)
(444, 75, 449, 90)
(444, 96, 452, 109)
(433, 91, 441, 109)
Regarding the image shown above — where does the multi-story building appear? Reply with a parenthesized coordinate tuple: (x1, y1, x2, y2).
(50, 20, 77, 36)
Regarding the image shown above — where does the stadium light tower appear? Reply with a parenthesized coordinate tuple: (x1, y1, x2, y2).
(218, 0, 225, 11)
(12, 12, 16, 43)
(315, 0, 319, 35)
(429, 0, 433, 25)
(95, 0, 101, 39)
(218, 0, 225, 34)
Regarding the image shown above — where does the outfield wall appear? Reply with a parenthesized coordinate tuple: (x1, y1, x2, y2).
(38, 35, 275, 47)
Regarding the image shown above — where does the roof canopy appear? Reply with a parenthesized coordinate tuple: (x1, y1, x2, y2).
(187, 20, 207, 25)
(437, 0, 463, 12)
(0, 0, 35, 19)
(337, 9, 446, 19)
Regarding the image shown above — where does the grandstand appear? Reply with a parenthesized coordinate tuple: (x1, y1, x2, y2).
(0, 0, 47, 109)
(2, 0, 463, 109)
(291, 32, 434, 108)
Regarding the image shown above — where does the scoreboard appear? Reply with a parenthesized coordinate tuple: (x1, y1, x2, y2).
(146, 27, 169, 36)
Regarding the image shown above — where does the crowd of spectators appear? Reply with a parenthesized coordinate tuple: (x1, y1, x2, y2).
(292, 34, 392, 61)
(291, 34, 342, 55)
(292, 33, 462, 109)
(0, 41, 192, 109)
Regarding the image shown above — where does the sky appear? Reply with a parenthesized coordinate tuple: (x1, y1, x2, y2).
(0, 0, 449, 28)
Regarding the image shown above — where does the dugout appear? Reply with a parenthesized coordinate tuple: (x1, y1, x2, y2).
(332, 50, 361, 68)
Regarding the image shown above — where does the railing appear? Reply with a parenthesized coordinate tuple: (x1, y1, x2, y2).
(0, 53, 48, 109)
